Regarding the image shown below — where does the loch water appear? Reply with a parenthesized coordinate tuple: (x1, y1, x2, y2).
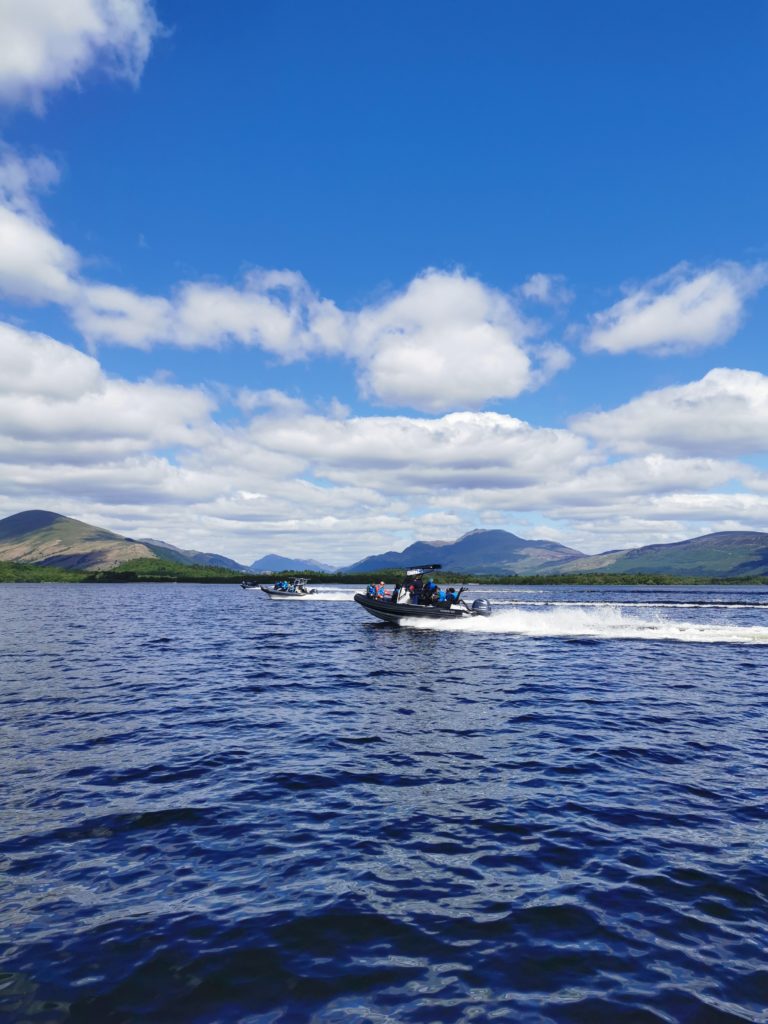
(1, 583, 767, 1023)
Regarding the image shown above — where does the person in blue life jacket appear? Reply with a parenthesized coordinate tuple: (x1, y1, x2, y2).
(424, 578, 438, 603)
(445, 586, 458, 605)
(366, 583, 376, 597)
(374, 580, 386, 598)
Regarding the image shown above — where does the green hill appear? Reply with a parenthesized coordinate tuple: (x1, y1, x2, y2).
(0, 510, 157, 570)
(343, 528, 584, 575)
(0, 510, 248, 573)
(554, 531, 768, 578)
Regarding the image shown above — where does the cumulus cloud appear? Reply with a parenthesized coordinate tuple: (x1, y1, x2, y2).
(171, 271, 348, 356)
(520, 273, 573, 306)
(70, 270, 351, 355)
(0, 149, 79, 303)
(73, 269, 571, 411)
(0, 146, 572, 412)
(73, 283, 172, 346)
(1, 330, 766, 562)
(0, 0, 160, 108)
(0, 162, 572, 411)
(584, 262, 768, 355)
(252, 408, 591, 490)
(70, 269, 572, 410)
(572, 368, 768, 457)
(352, 270, 571, 411)
(0, 321, 215, 459)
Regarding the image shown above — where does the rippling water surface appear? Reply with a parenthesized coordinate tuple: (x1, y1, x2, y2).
(2, 583, 767, 1023)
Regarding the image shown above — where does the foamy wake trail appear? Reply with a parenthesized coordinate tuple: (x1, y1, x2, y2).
(402, 605, 768, 644)
(307, 590, 357, 601)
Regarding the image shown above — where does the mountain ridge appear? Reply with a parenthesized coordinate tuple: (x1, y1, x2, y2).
(249, 553, 337, 573)
(342, 528, 585, 575)
(2, 510, 768, 579)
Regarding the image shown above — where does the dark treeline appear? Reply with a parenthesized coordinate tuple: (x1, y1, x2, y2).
(2, 559, 767, 586)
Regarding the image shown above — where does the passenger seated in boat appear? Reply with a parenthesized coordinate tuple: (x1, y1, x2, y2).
(445, 586, 458, 605)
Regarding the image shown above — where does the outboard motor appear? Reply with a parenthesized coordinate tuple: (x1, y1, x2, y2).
(471, 598, 492, 617)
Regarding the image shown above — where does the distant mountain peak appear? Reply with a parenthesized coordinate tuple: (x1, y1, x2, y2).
(0, 509, 67, 540)
(342, 527, 585, 575)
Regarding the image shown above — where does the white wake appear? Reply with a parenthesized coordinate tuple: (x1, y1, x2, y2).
(401, 604, 768, 644)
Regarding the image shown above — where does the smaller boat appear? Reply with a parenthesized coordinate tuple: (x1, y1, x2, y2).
(259, 576, 318, 599)
(354, 564, 492, 624)
(240, 579, 260, 589)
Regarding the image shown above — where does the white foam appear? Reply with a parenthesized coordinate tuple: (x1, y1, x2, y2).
(401, 605, 768, 644)
(494, 599, 764, 610)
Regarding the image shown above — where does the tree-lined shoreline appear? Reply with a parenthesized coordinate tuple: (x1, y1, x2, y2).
(2, 558, 767, 587)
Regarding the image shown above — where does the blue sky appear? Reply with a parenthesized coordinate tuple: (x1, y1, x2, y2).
(0, 0, 766, 565)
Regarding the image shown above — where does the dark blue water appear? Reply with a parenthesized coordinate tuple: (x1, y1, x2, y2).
(2, 583, 767, 1023)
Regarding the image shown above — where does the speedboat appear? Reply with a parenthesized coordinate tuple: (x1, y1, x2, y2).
(354, 564, 491, 624)
(260, 577, 317, 599)
(240, 580, 259, 589)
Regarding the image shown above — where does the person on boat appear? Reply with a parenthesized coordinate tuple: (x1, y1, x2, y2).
(374, 580, 386, 598)
(424, 578, 438, 603)
(411, 579, 423, 604)
(445, 586, 458, 605)
(367, 583, 376, 597)
(391, 582, 401, 603)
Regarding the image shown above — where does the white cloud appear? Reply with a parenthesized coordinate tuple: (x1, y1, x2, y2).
(353, 270, 571, 411)
(0, 149, 573, 412)
(0, 164, 571, 411)
(73, 283, 172, 347)
(0, 321, 215, 460)
(584, 262, 768, 355)
(0, 149, 79, 303)
(1, 331, 766, 563)
(73, 268, 572, 411)
(572, 368, 768, 457)
(0, 0, 160, 109)
(253, 409, 591, 490)
(520, 272, 573, 306)
(172, 270, 348, 356)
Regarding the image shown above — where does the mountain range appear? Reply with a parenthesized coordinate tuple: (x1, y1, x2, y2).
(1, 509, 768, 578)
(341, 527, 768, 578)
(342, 529, 583, 575)
(248, 554, 336, 573)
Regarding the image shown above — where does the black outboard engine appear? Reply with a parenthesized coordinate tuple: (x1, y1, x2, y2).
(471, 598, 492, 617)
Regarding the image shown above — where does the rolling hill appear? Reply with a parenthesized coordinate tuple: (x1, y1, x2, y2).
(552, 531, 768, 578)
(0, 510, 158, 571)
(248, 553, 336, 573)
(343, 529, 585, 575)
(3, 511, 767, 580)
(141, 538, 247, 572)
(0, 510, 247, 573)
